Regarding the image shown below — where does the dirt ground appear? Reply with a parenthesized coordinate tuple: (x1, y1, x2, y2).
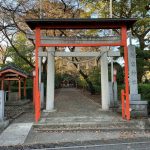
(4, 101, 34, 123)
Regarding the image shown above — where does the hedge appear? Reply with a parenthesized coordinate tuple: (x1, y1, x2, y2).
(117, 84, 150, 101)
(138, 84, 150, 101)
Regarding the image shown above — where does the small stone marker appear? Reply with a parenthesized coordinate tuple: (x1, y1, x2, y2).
(109, 82, 118, 108)
(0, 90, 4, 121)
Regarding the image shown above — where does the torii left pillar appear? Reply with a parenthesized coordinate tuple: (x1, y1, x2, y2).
(101, 52, 110, 110)
(35, 27, 41, 122)
(45, 47, 55, 112)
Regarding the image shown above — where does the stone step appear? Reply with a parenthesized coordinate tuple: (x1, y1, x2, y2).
(33, 119, 150, 132)
(33, 127, 149, 132)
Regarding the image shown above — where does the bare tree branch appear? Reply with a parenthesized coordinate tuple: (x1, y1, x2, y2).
(2, 30, 34, 68)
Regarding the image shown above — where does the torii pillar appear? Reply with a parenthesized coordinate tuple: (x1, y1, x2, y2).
(45, 47, 55, 112)
(101, 52, 110, 110)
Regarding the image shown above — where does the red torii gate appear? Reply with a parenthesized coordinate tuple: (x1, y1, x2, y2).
(26, 18, 137, 122)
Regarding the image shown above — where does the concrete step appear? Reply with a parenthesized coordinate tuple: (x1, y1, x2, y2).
(33, 118, 150, 132)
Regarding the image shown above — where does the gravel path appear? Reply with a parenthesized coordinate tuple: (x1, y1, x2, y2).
(41, 88, 121, 122)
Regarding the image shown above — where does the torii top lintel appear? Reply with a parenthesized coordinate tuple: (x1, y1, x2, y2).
(26, 18, 137, 30)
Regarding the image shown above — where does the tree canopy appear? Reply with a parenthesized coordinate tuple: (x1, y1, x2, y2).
(0, 0, 149, 89)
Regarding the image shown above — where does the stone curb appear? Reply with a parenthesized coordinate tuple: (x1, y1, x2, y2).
(1, 137, 150, 150)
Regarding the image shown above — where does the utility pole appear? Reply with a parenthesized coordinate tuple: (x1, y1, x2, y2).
(128, 0, 132, 45)
(40, 0, 42, 18)
(109, 0, 113, 18)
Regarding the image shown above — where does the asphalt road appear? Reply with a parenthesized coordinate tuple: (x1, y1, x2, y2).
(34, 141, 150, 150)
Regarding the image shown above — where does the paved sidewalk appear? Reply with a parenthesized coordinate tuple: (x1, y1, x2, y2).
(0, 123, 32, 146)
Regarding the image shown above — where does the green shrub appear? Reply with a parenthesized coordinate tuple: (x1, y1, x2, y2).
(138, 84, 150, 100)
(93, 85, 101, 93)
(117, 84, 150, 101)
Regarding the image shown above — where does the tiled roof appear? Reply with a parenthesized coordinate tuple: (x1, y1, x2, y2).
(0, 64, 29, 77)
(26, 18, 137, 30)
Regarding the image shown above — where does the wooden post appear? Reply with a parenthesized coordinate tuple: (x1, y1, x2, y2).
(18, 79, 21, 100)
(1, 79, 4, 90)
(24, 79, 26, 98)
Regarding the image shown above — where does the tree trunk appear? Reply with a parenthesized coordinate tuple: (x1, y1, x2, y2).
(69, 47, 95, 94)
(79, 69, 96, 95)
(73, 58, 95, 95)
(139, 37, 145, 51)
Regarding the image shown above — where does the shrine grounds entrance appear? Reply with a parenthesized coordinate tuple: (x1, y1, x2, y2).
(26, 18, 137, 122)
(37, 88, 123, 127)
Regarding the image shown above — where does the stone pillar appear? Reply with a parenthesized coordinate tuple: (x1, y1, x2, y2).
(45, 47, 55, 112)
(0, 90, 4, 121)
(109, 82, 113, 107)
(38, 48, 42, 87)
(111, 57, 114, 83)
(109, 81, 118, 109)
(38, 48, 42, 108)
(40, 82, 44, 109)
(128, 45, 140, 99)
(113, 82, 118, 104)
(101, 52, 110, 110)
(110, 57, 114, 106)
(38, 57, 42, 86)
(128, 44, 148, 116)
